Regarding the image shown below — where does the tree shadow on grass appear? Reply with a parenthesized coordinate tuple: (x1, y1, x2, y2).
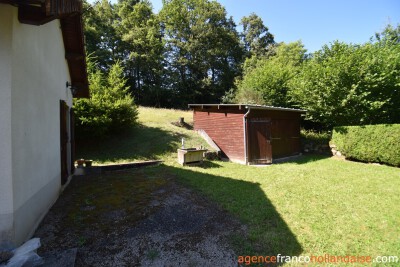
(159, 164, 303, 262)
(76, 124, 187, 163)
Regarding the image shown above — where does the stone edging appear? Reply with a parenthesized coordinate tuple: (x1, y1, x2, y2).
(74, 160, 163, 175)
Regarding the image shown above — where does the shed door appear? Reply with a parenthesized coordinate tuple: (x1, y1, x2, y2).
(248, 119, 272, 164)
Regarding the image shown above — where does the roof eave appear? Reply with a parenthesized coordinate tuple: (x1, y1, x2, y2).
(244, 105, 306, 113)
(2, 0, 89, 98)
(60, 13, 89, 98)
(188, 104, 306, 113)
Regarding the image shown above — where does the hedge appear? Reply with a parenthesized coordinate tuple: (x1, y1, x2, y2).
(331, 124, 400, 167)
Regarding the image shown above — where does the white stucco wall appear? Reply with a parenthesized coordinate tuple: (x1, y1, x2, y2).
(0, 5, 73, 247)
(0, 6, 15, 249)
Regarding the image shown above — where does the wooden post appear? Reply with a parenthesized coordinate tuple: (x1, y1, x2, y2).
(179, 117, 184, 124)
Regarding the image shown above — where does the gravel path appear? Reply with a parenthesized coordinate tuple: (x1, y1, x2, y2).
(34, 169, 246, 266)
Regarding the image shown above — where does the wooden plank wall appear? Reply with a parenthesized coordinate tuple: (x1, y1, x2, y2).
(248, 109, 301, 158)
(193, 107, 245, 162)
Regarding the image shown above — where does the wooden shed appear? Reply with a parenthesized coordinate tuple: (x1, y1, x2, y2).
(189, 104, 306, 164)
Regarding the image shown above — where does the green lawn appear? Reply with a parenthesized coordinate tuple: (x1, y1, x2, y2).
(162, 158, 400, 264)
(77, 106, 400, 265)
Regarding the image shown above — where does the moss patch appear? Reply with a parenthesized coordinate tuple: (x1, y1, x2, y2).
(39, 168, 168, 250)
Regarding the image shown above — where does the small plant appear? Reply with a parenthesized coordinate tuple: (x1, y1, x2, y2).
(146, 249, 159, 261)
(78, 236, 87, 247)
(84, 198, 92, 205)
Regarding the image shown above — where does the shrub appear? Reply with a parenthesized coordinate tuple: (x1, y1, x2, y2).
(235, 42, 306, 107)
(331, 124, 400, 166)
(300, 129, 331, 154)
(301, 129, 331, 145)
(289, 28, 400, 128)
(74, 60, 138, 139)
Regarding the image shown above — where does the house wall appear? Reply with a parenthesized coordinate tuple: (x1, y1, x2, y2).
(193, 107, 246, 164)
(0, 7, 15, 249)
(0, 5, 73, 247)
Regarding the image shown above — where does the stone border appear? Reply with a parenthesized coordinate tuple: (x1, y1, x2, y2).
(74, 160, 163, 175)
(329, 143, 346, 159)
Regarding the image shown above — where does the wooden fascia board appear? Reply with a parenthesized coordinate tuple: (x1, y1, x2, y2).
(45, 0, 82, 17)
(18, 4, 57, 25)
(0, 0, 44, 4)
(60, 15, 89, 98)
(65, 52, 84, 60)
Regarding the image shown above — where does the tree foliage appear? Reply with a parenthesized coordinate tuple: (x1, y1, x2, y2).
(74, 58, 138, 139)
(83, 0, 246, 108)
(82, 0, 400, 130)
(240, 13, 274, 58)
(83, 0, 124, 71)
(117, 0, 166, 106)
(233, 25, 400, 128)
(235, 41, 306, 106)
(289, 27, 400, 127)
(160, 0, 244, 107)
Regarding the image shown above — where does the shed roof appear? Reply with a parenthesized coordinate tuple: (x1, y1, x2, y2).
(188, 104, 306, 113)
(1, 0, 89, 98)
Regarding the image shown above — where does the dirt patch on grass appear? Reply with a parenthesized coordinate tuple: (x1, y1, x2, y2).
(34, 168, 245, 266)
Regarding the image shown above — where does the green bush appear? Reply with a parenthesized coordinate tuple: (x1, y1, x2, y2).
(300, 129, 331, 154)
(289, 26, 400, 128)
(74, 60, 138, 139)
(331, 124, 400, 166)
(235, 42, 306, 107)
(301, 129, 331, 145)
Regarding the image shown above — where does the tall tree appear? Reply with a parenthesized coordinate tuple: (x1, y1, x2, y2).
(289, 28, 400, 128)
(83, 0, 123, 71)
(117, 0, 165, 106)
(235, 41, 306, 106)
(240, 13, 274, 58)
(374, 23, 400, 44)
(160, 0, 244, 107)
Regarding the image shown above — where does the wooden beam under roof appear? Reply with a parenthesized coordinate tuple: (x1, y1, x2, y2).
(7, 0, 82, 25)
(0, 0, 45, 3)
(18, 5, 56, 25)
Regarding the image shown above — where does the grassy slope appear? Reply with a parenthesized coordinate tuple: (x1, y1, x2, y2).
(77, 107, 400, 264)
(76, 107, 210, 164)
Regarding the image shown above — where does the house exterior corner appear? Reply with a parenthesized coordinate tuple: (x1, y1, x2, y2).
(0, 4, 86, 248)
